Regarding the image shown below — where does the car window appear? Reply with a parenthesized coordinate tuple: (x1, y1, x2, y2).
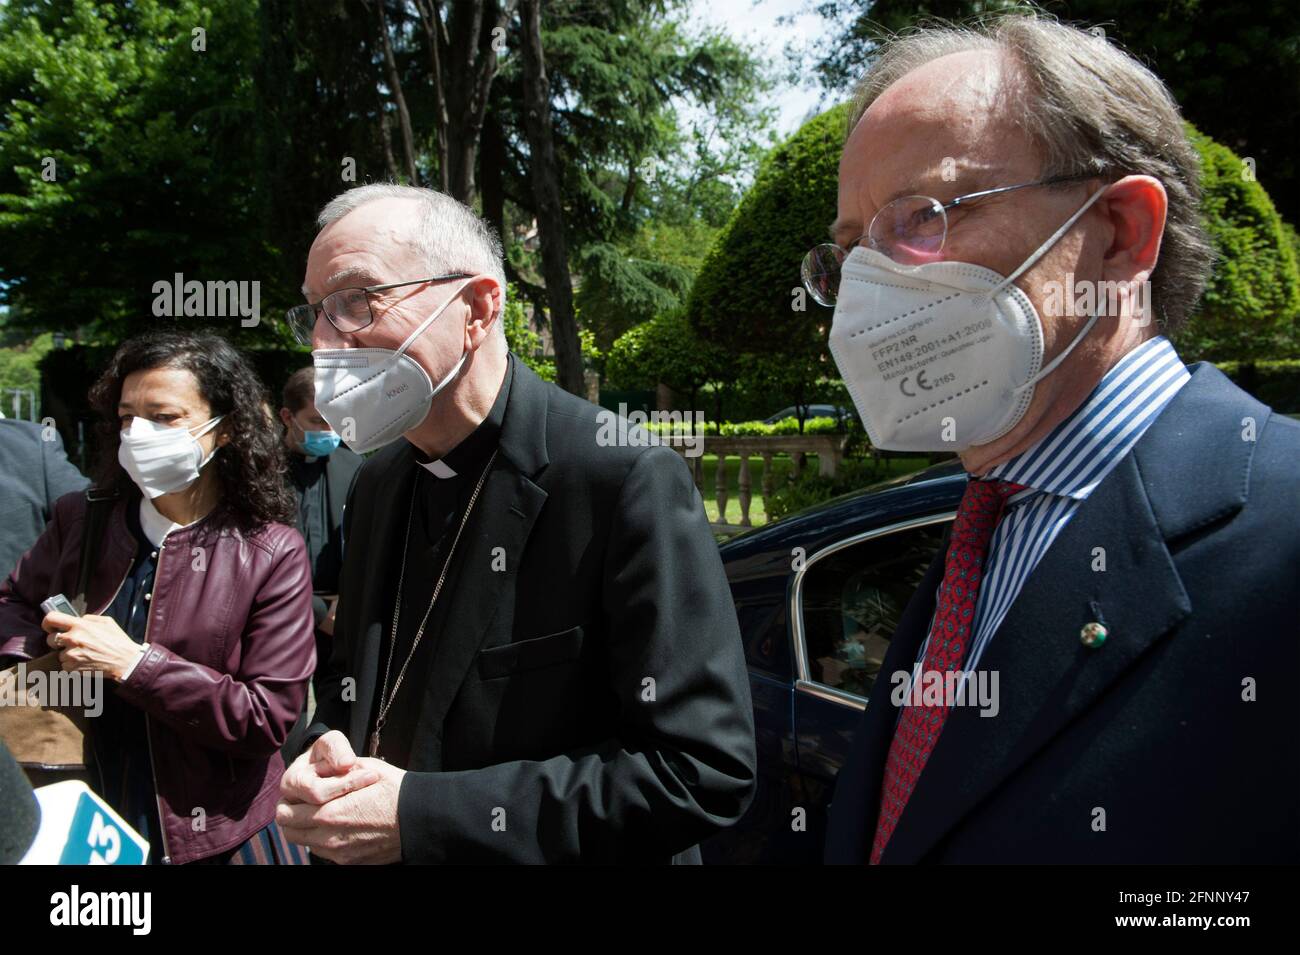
(799, 520, 950, 700)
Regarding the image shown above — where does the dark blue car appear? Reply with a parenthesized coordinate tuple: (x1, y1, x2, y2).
(701, 459, 967, 864)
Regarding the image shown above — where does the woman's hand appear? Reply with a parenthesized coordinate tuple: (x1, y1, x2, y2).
(42, 611, 144, 682)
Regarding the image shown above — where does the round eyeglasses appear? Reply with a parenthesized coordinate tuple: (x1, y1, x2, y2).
(285, 273, 472, 346)
(801, 173, 1095, 306)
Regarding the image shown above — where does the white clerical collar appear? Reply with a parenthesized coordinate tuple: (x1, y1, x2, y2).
(138, 496, 198, 548)
(417, 457, 458, 479)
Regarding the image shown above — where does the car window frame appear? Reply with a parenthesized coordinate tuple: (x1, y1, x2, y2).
(790, 511, 956, 711)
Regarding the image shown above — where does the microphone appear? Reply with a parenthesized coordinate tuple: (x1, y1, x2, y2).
(0, 742, 39, 863)
(0, 742, 149, 864)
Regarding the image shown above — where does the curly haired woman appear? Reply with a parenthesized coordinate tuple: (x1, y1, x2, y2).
(0, 332, 316, 864)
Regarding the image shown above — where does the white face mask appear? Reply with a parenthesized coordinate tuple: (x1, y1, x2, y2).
(828, 186, 1107, 453)
(311, 281, 470, 454)
(118, 415, 225, 499)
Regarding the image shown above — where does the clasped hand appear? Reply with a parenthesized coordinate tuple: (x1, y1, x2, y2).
(277, 730, 405, 865)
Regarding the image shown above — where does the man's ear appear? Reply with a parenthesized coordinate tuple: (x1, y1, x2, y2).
(1099, 174, 1167, 286)
(465, 276, 504, 349)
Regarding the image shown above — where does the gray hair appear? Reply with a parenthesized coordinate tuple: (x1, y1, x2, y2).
(848, 12, 1214, 333)
(317, 183, 507, 337)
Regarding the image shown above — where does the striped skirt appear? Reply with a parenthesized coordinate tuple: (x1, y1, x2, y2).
(193, 821, 310, 865)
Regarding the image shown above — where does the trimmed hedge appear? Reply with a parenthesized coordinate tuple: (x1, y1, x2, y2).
(765, 458, 885, 522)
(642, 415, 843, 436)
(1183, 124, 1300, 360)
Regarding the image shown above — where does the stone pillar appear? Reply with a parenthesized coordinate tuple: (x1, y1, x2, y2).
(715, 454, 729, 525)
(738, 455, 752, 527)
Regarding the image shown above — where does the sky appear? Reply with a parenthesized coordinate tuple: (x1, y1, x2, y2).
(689, 0, 840, 137)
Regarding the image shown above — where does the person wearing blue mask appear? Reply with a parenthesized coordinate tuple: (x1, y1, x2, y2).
(277, 367, 364, 763)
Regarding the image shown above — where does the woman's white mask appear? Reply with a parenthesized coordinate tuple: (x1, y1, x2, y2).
(118, 415, 225, 499)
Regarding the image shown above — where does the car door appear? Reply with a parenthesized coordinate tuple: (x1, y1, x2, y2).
(789, 513, 954, 855)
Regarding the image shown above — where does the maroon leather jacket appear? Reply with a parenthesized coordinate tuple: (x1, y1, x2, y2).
(0, 491, 316, 864)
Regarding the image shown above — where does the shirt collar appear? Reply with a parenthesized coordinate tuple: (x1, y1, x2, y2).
(413, 353, 514, 479)
(138, 495, 199, 548)
(985, 336, 1190, 501)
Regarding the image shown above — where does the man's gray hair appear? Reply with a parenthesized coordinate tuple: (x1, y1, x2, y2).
(317, 183, 508, 336)
(848, 12, 1214, 333)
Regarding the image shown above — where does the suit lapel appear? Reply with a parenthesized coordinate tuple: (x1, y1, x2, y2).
(880, 362, 1259, 863)
(882, 454, 1188, 861)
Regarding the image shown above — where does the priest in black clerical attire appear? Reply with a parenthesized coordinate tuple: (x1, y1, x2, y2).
(278, 184, 757, 864)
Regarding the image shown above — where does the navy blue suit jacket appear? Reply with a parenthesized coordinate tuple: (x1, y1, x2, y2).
(825, 363, 1300, 863)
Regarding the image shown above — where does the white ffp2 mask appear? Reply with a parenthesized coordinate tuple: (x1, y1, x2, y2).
(311, 281, 470, 454)
(828, 186, 1106, 452)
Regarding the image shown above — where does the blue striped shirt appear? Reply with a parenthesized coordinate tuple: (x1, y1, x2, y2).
(912, 335, 1190, 676)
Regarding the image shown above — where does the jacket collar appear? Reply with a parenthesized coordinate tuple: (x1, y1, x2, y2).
(493, 354, 551, 478)
(1129, 361, 1260, 542)
(138, 495, 199, 548)
(404, 353, 551, 481)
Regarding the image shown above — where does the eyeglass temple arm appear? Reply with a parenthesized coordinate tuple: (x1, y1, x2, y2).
(946, 172, 1095, 211)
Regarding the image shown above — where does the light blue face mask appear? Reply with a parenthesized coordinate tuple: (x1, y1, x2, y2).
(302, 429, 341, 457)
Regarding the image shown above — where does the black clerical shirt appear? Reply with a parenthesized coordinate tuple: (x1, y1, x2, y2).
(369, 355, 514, 767)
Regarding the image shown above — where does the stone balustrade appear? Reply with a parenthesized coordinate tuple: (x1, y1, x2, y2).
(659, 433, 848, 532)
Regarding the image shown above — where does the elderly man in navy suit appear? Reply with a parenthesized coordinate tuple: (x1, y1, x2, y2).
(813, 14, 1299, 863)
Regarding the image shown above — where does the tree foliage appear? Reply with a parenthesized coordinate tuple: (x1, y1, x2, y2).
(606, 307, 724, 403)
(686, 104, 848, 409)
(0, 0, 279, 343)
(796, 0, 1300, 217)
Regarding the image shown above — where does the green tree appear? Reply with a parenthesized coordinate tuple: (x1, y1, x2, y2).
(686, 104, 848, 418)
(0, 0, 280, 343)
(574, 245, 694, 351)
(606, 307, 726, 412)
(478, 0, 773, 380)
(502, 286, 556, 381)
(254, 0, 395, 312)
(0, 332, 53, 419)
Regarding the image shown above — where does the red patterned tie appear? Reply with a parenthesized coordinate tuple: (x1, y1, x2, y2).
(868, 477, 1025, 864)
